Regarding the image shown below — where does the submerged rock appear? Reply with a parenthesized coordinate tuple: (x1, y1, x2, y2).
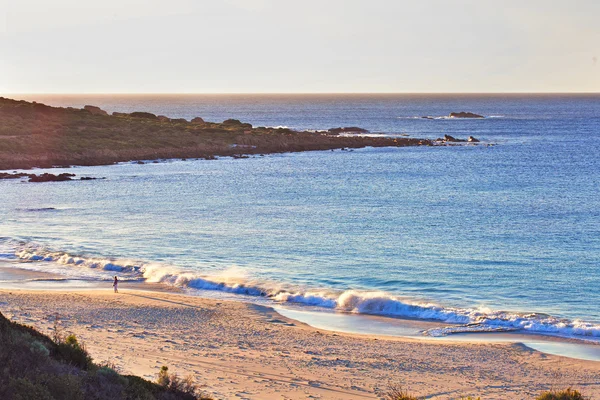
(449, 112, 484, 119)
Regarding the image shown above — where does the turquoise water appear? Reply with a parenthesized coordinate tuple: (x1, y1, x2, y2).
(1, 94, 599, 339)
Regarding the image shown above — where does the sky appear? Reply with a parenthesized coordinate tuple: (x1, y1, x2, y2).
(1, 0, 599, 93)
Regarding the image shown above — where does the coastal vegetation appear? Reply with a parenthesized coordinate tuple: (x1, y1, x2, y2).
(0, 97, 432, 170)
(0, 311, 210, 400)
(383, 385, 587, 400)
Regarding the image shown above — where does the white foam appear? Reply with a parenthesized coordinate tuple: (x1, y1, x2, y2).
(10, 243, 600, 340)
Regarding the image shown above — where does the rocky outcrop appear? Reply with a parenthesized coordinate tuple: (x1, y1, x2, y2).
(129, 112, 158, 120)
(435, 135, 480, 143)
(223, 119, 252, 129)
(444, 135, 462, 142)
(83, 105, 109, 116)
(327, 127, 370, 135)
(1, 172, 103, 182)
(171, 118, 187, 123)
(449, 112, 484, 119)
(112, 112, 129, 117)
(0, 172, 29, 180)
(28, 173, 75, 182)
(191, 117, 205, 124)
(157, 115, 170, 122)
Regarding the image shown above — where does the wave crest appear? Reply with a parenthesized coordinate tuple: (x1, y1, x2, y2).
(10, 244, 600, 339)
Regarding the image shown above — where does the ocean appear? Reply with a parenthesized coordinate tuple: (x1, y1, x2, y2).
(1, 94, 599, 340)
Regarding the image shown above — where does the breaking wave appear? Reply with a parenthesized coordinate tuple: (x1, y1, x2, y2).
(10, 243, 600, 339)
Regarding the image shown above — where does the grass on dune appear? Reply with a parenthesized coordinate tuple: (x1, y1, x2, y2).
(0, 311, 212, 400)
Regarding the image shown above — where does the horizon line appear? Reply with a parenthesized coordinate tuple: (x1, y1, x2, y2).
(4, 91, 600, 96)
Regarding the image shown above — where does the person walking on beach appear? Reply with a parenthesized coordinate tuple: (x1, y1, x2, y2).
(113, 276, 118, 293)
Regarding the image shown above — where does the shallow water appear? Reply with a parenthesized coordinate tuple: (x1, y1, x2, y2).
(1, 94, 599, 341)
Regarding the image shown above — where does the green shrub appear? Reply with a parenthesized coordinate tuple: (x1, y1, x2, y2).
(29, 340, 50, 357)
(41, 373, 85, 400)
(55, 334, 93, 370)
(383, 385, 421, 400)
(536, 388, 586, 400)
(6, 377, 54, 400)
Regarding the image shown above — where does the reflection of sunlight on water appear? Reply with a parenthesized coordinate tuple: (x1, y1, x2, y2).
(276, 306, 600, 362)
(524, 342, 600, 362)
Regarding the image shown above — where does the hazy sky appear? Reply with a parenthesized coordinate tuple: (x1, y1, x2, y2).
(1, 0, 599, 93)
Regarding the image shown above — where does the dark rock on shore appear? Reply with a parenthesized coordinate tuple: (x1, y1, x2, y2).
(157, 115, 170, 122)
(327, 127, 370, 135)
(449, 112, 484, 119)
(112, 112, 129, 117)
(191, 117, 205, 124)
(83, 105, 109, 116)
(468, 136, 480, 142)
(171, 118, 188, 123)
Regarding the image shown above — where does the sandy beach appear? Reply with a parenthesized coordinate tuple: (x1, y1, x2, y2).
(1, 288, 599, 399)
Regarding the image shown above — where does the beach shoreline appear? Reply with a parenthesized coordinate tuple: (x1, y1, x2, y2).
(2, 287, 600, 399)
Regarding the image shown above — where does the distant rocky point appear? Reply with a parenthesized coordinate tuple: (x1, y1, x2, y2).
(449, 112, 484, 119)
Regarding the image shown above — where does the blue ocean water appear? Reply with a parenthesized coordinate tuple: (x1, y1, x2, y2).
(1, 94, 599, 339)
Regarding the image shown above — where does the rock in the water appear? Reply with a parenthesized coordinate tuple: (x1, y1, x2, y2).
(449, 111, 484, 119)
(0, 172, 29, 180)
(83, 105, 109, 116)
(191, 117, 205, 124)
(468, 136, 480, 142)
(444, 134, 460, 142)
(28, 173, 75, 182)
(327, 127, 370, 135)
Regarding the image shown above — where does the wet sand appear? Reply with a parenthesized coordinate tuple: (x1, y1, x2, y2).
(1, 288, 600, 399)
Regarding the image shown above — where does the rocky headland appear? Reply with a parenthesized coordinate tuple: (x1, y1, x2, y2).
(0, 97, 481, 170)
